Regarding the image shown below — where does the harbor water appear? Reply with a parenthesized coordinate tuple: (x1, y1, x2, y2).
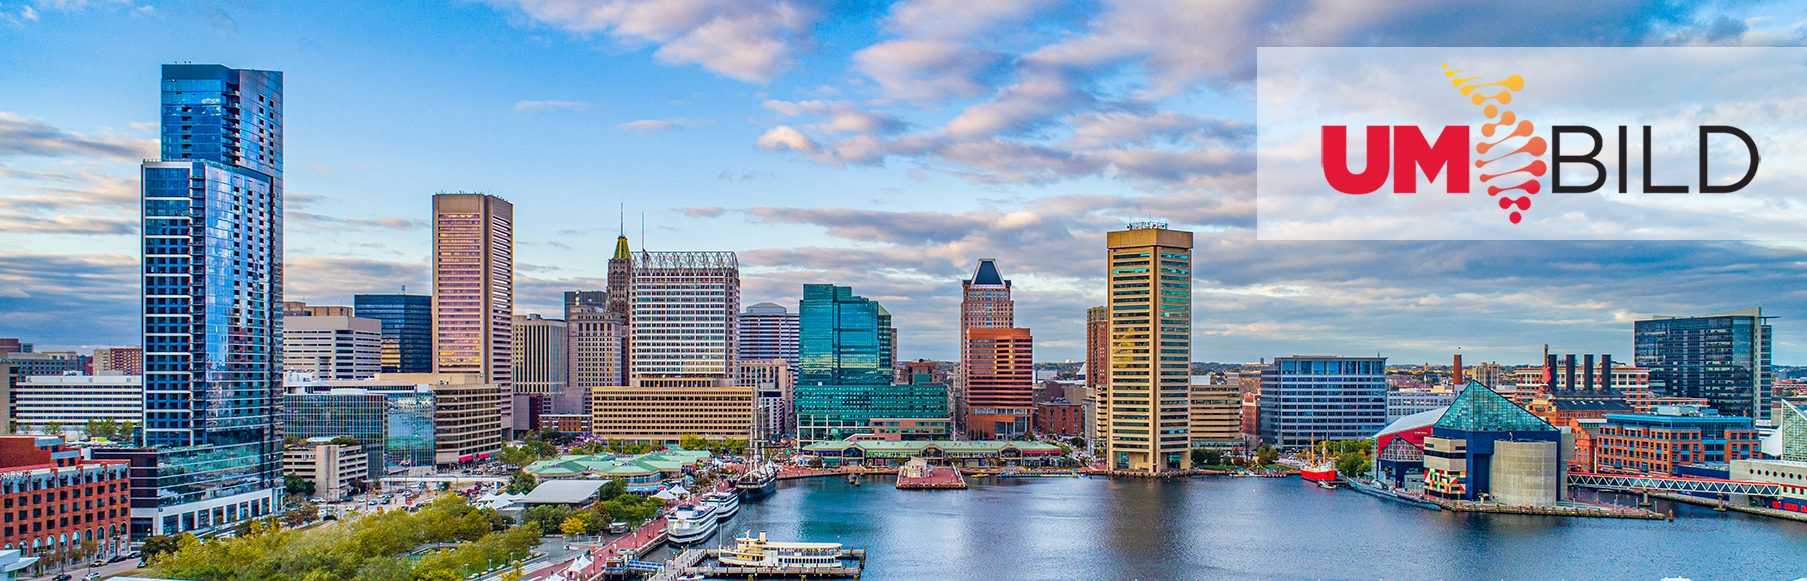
(650, 474, 1807, 581)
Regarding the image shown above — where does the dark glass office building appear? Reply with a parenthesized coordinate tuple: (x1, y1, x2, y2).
(795, 284, 945, 442)
(130, 63, 285, 538)
(1635, 308, 1774, 424)
(354, 294, 433, 373)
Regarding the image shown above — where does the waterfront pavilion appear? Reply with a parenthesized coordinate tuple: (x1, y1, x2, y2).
(801, 440, 1063, 468)
(523, 449, 711, 492)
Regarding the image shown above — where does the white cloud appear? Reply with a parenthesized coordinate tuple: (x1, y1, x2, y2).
(513, 100, 590, 112)
(755, 125, 817, 153)
(483, 0, 822, 83)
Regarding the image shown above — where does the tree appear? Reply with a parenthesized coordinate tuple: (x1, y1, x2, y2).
(559, 517, 587, 537)
(281, 503, 318, 527)
(285, 473, 317, 497)
(503, 471, 536, 495)
(330, 435, 360, 446)
(1256, 445, 1279, 467)
(598, 478, 627, 501)
(140, 534, 184, 563)
(348, 477, 371, 496)
(119, 421, 139, 444)
(680, 434, 708, 451)
(1067, 436, 1086, 448)
(520, 505, 574, 536)
(41, 420, 63, 436)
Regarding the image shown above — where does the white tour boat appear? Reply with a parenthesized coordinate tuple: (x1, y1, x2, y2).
(666, 502, 719, 546)
(700, 489, 740, 521)
(718, 532, 847, 569)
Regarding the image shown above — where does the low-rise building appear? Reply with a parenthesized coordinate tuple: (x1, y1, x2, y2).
(10, 375, 142, 437)
(1034, 399, 1084, 437)
(281, 437, 368, 501)
(1592, 406, 1761, 475)
(524, 449, 711, 492)
(1387, 388, 1457, 422)
(590, 385, 753, 442)
(801, 440, 1064, 468)
(1188, 379, 1241, 449)
(0, 436, 132, 566)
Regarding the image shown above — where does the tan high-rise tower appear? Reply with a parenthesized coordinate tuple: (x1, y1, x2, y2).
(432, 193, 514, 430)
(1103, 224, 1193, 472)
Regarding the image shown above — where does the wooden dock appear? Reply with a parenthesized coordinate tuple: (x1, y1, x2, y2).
(896, 466, 966, 489)
(650, 548, 866, 580)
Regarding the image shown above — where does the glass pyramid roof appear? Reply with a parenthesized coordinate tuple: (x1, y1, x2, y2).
(1434, 381, 1557, 433)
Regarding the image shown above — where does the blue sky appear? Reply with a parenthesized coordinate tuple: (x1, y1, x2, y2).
(2, 0, 1805, 364)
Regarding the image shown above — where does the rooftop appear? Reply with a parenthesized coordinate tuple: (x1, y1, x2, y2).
(521, 480, 605, 505)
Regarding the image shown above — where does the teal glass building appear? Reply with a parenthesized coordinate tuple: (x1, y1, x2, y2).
(283, 392, 390, 468)
(125, 64, 285, 538)
(795, 284, 946, 442)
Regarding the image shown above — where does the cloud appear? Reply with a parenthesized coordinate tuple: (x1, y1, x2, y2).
(483, 0, 823, 82)
(0, 113, 155, 160)
(854, 40, 1012, 102)
(0, 215, 135, 235)
(682, 206, 725, 217)
(0, 167, 139, 235)
(514, 100, 591, 112)
(755, 125, 818, 153)
(616, 117, 710, 133)
(761, 100, 906, 135)
(0, 252, 139, 348)
(288, 211, 428, 232)
(285, 256, 429, 301)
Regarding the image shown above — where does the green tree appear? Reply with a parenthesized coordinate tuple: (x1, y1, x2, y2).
(1256, 445, 1279, 467)
(503, 471, 536, 495)
(598, 478, 627, 501)
(679, 434, 708, 451)
(140, 534, 185, 564)
(118, 420, 139, 443)
(285, 473, 317, 497)
(330, 435, 360, 446)
(519, 505, 573, 536)
(41, 420, 63, 436)
(1067, 436, 1086, 448)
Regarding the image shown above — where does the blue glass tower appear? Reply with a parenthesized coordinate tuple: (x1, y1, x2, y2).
(1635, 308, 1774, 424)
(354, 294, 433, 373)
(128, 64, 284, 538)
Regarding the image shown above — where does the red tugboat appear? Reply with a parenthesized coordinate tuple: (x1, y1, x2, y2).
(1299, 441, 1338, 484)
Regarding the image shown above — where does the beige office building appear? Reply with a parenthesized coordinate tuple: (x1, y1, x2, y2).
(590, 385, 753, 442)
(282, 438, 369, 501)
(318, 373, 507, 465)
(283, 314, 382, 380)
(566, 305, 626, 415)
(512, 313, 568, 416)
(1101, 224, 1193, 472)
(432, 193, 514, 431)
(1188, 378, 1241, 450)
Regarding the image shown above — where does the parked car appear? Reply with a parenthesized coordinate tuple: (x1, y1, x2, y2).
(84, 573, 101, 580)
(52, 574, 72, 581)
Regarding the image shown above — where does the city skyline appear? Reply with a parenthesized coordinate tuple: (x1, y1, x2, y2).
(6, 2, 1807, 364)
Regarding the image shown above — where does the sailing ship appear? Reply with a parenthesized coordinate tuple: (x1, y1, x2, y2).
(718, 532, 848, 570)
(735, 463, 778, 499)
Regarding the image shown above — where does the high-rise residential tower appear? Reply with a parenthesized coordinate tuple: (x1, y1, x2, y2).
(129, 63, 285, 538)
(739, 302, 799, 370)
(354, 293, 433, 373)
(959, 259, 1014, 436)
(794, 284, 946, 442)
(512, 314, 568, 417)
(629, 251, 739, 386)
(431, 193, 513, 432)
(1636, 308, 1775, 424)
(1101, 224, 1193, 472)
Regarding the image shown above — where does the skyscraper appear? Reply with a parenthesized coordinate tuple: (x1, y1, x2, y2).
(563, 290, 606, 320)
(607, 235, 631, 316)
(795, 284, 946, 442)
(739, 302, 799, 370)
(512, 314, 568, 417)
(1084, 306, 1106, 448)
(354, 293, 433, 373)
(1635, 308, 1775, 424)
(960, 258, 1013, 436)
(1101, 224, 1193, 472)
(964, 328, 1034, 439)
(629, 251, 739, 386)
(432, 193, 513, 431)
(130, 63, 285, 537)
(566, 299, 626, 415)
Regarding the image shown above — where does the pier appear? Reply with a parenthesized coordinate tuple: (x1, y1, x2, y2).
(649, 548, 866, 580)
(896, 459, 966, 489)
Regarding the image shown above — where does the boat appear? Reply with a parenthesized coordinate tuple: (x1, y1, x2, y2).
(1299, 440, 1338, 483)
(700, 489, 740, 521)
(718, 531, 848, 570)
(666, 503, 719, 546)
(735, 463, 778, 499)
(1317, 480, 1339, 490)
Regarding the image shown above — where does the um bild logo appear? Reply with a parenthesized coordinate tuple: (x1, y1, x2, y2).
(1321, 125, 1761, 195)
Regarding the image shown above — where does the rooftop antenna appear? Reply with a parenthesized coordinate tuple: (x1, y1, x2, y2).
(640, 212, 645, 250)
(619, 203, 625, 238)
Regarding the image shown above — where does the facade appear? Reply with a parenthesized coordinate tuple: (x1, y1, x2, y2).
(1729, 459, 1807, 515)
(1635, 308, 1774, 424)
(737, 359, 794, 443)
(353, 294, 433, 374)
(959, 259, 1014, 437)
(0, 340, 24, 354)
(1188, 378, 1242, 449)
(1466, 363, 1508, 389)
(563, 291, 606, 320)
(1101, 225, 1194, 472)
(1592, 406, 1761, 475)
(795, 285, 946, 443)
(588, 385, 753, 442)
(0, 354, 81, 379)
(281, 390, 388, 469)
(964, 328, 1034, 439)
(1259, 356, 1388, 449)
(0, 436, 132, 565)
(134, 63, 284, 539)
(432, 193, 514, 432)
(302, 374, 505, 466)
(512, 314, 569, 417)
(565, 305, 626, 415)
(281, 439, 368, 501)
(281, 315, 382, 380)
(738, 302, 799, 370)
(629, 251, 739, 386)
(1033, 399, 1083, 436)
(801, 440, 1064, 468)
(11, 375, 142, 437)
(1084, 306, 1106, 449)
(1388, 388, 1458, 422)
(91, 348, 143, 376)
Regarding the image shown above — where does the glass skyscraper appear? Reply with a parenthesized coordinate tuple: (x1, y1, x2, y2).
(126, 63, 284, 538)
(795, 284, 945, 442)
(354, 294, 433, 373)
(1635, 308, 1774, 424)
(1258, 356, 1388, 448)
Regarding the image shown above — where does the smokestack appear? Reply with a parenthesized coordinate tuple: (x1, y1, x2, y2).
(1600, 354, 1613, 390)
(1453, 354, 1464, 386)
(1545, 354, 1557, 392)
(1583, 354, 1594, 394)
(1565, 354, 1577, 391)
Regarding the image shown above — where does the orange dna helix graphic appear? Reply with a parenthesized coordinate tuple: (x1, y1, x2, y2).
(1443, 64, 1546, 224)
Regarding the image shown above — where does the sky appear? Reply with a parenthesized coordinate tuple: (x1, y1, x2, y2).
(1, 0, 1805, 365)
